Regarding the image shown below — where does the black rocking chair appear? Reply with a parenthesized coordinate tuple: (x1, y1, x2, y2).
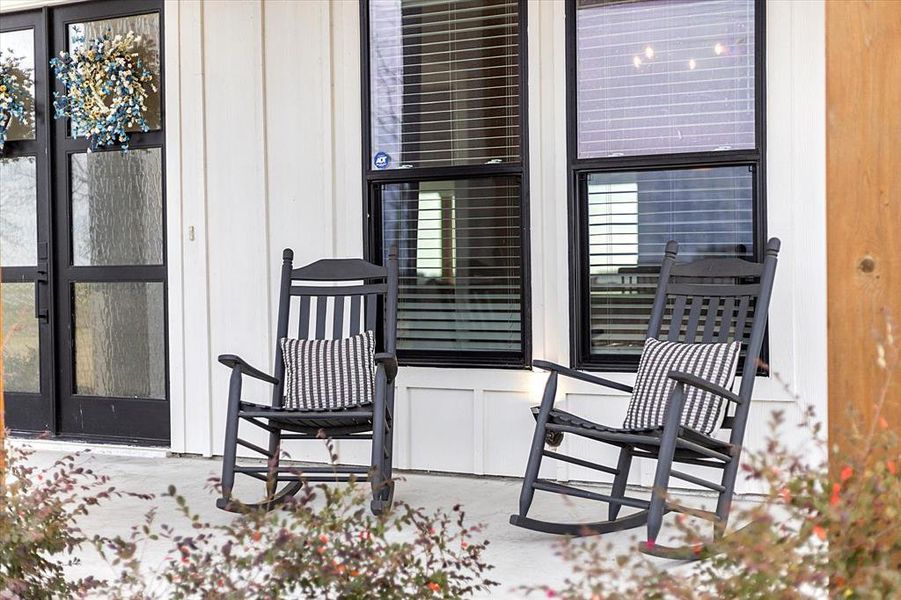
(217, 248, 399, 515)
(511, 238, 781, 558)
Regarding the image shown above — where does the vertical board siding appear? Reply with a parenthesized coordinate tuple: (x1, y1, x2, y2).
(203, 0, 271, 454)
(826, 1, 901, 445)
(174, 0, 214, 456)
(161, 0, 828, 495)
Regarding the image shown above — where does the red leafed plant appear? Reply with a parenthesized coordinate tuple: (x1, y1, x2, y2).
(0, 446, 147, 599)
(95, 474, 497, 599)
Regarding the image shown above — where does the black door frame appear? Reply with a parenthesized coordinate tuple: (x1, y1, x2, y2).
(1, 0, 169, 444)
(0, 8, 53, 432)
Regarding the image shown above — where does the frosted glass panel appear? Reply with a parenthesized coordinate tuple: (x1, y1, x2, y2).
(0, 28, 36, 141)
(71, 148, 163, 266)
(0, 156, 37, 266)
(74, 282, 165, 398)
(1, 283, 40, 393)
(68, 12, 161, 131)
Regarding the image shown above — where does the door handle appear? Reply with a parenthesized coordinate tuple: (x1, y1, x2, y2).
(34, 263, 49, 321)
(34, 241, 49, 322)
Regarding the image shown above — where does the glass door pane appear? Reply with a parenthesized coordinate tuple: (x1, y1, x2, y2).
(0, 156, 37, 265)
(73, 282, 165, 398)
(70, 149, 163, 265)
(67, 12, 162, 131)
(0, 28, 36, 141)
(1, 283, 40, 392)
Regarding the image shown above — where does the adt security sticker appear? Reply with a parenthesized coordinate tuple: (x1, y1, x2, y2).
(373, 151, 391, 169)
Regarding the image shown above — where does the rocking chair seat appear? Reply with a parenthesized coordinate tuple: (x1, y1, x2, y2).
(240, 401, 375, 434)
(531, 406, 732, 457)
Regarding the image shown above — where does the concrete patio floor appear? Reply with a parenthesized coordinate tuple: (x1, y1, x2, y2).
(17, 442, 753, 598)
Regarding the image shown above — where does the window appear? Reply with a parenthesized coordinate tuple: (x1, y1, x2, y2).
(568, 0, 765, 370)
(363, 0, 529, 366)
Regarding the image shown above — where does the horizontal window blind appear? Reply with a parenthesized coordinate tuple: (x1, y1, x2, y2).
(576, 0, 755, 158)
(380, 177, 523, 353)
(369, 0, 521, 169)
(585, 166, 754, 355)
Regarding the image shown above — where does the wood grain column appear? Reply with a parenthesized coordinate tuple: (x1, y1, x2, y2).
(826, 0, 901, 444)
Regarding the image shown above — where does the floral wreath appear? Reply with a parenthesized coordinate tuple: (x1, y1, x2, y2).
(50, 30, 156, 150)
(0, 50, 32, 149)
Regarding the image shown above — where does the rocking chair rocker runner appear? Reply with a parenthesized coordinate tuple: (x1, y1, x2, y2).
(217, 248, 399, 515)
(511, 238, 781, 559)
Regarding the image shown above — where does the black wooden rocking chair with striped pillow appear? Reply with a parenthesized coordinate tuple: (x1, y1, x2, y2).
(511, 238, 781, 559)
(217, 248, 399, 515)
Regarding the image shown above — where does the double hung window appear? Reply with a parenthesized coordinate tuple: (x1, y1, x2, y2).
(363, 0, 530, 367)
(568, 0, 766, 369)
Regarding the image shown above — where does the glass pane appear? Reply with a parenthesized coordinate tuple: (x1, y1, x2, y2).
(1, 282, 40, 393)
(381, 177, 522, 353)
(68, 12, 161, 131)
(576, 0, 756, 158)
(73, 282, 165, 399)
(71, 148, 163, 266)
(369, 0, 521, 169)
(0, 156, 37, 266)
(585, 166, 754, 355)
(0, 28, 36, 141)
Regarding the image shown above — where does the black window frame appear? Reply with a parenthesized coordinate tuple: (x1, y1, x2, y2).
(566, 0, 768, 372)
(360, 0, 532, 369)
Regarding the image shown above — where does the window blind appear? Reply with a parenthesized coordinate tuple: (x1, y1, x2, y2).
(586, 166, 754, 355)
(369, 0, 521, 169)
(576, 0, 756, 158)
(380, 177, 523, 353)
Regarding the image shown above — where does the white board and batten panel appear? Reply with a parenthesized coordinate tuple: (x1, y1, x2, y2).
(152, 0, 827, 494)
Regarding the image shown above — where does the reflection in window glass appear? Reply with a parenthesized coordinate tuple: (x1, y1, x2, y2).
(74, 282, 165, 398)
(576, 0, 755, 158)
(1, 282, 40, 393)
(0, 156, 37, 266)
(68, 12, 161, 130)
(586, 166, 754, 355)
(381, 177, 522, 353)
(0, 28, 36, 141)
(71, 148, 163, 266)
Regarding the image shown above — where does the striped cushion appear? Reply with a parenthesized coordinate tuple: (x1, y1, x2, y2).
(623, 338, 741, 435)
(280, 330, 376, 410)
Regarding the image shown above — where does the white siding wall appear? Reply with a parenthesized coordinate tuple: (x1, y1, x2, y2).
(156, 0, 826, 492)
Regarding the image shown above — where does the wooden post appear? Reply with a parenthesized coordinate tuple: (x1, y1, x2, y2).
(826, 0, 901, 447)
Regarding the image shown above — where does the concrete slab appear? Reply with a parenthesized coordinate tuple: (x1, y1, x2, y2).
(16, 447, 753, 598)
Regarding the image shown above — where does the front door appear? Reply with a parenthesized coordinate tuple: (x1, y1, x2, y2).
(1, 0, 168, 444)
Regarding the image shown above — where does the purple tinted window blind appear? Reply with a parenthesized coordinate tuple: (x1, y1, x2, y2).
(576, 0, 756, 158)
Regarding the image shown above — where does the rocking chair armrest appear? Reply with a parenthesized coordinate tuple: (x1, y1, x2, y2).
(532, 360, 633, 394)
(668, 371, 741, 404)
(217, 354, 279, 385)
(374, 352, 398, 382)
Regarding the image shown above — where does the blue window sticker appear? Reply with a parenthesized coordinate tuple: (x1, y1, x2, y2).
(373, 151, 391, 169)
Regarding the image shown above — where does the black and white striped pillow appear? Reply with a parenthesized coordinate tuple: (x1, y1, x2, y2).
(280, 330, 376, 411)
(623, 338, 741, 435)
